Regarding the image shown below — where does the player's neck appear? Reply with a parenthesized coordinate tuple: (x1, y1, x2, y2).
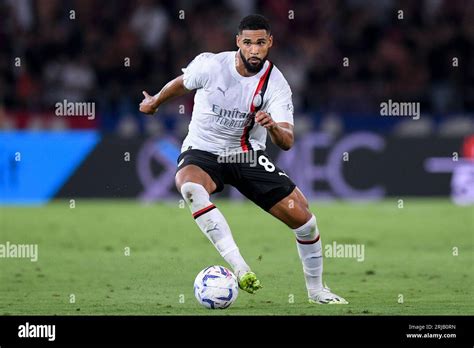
(235, 52, 258, 77)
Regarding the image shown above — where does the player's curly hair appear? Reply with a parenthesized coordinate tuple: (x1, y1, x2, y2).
(238, 14, 271, 34)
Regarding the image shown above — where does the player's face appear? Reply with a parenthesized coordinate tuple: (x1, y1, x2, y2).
(236, 30, 273, 73)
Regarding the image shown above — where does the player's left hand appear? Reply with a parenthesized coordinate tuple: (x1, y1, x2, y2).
(255, 111, 277, 130)
(139, 91, 159, 115)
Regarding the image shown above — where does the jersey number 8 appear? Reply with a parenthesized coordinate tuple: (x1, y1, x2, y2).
(258, 155, 275, 172)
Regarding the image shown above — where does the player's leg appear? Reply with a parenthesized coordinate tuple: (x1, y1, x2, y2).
(269, 187, 348, 304)
(176, 162, 256, 291)
(268, 186, 312, 228)
(175, 164, 216, 194)
(231, 150, 346, 303)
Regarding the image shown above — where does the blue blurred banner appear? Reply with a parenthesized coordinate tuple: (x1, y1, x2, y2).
(1, 131, 472, 205)
(0, 131, 100, 205)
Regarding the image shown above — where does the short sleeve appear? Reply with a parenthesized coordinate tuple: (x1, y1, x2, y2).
(181, 52, 213, 90)
(266, 80, 294, 125)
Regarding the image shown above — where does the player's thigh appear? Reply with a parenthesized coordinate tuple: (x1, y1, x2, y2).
(268, 187, 312, 229)
(175, 164, 217, 195)
(231, 151, 305, 224)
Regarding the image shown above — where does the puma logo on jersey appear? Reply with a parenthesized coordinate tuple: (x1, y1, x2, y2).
(217, 87, 227, 96)
(278, 172, 289, 177)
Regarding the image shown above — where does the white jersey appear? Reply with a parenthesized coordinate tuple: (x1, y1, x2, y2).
(181, 51, 294, 155)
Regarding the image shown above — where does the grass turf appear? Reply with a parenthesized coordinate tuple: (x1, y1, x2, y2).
(0, 199, 472, 315)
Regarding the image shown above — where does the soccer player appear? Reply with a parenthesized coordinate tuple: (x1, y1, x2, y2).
(139, 14, 347, 304)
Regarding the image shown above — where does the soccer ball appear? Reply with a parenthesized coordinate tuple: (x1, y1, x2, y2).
(194, 265, 239, 309)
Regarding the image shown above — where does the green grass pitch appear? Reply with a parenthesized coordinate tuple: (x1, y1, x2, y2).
(0, 199, 472, 315)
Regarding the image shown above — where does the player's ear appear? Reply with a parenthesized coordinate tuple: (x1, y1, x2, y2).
(268, 35, 273, 48)
(236, 34, 240, 48)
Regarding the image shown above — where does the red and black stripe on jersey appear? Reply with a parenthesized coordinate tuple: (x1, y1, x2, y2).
(240, 62, 274, 152)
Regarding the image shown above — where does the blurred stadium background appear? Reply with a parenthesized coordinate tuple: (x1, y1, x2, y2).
(1, 0, 473, 130)
(0, 0, 473, 316)
(1, 0, 473, 204)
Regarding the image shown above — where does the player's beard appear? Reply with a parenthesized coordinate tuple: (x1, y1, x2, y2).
(240, 50, 268, 74)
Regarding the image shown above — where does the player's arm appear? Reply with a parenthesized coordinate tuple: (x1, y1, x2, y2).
(139, 75, 190, 115)
(255, 111, 294, 151)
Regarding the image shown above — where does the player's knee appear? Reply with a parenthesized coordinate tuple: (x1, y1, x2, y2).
(175, 175, 184, 193)
(180, 182, 210, 209)
(294, 201, 312, 228)
(175, 169, 189, 192)
(176, 165, 216, 194)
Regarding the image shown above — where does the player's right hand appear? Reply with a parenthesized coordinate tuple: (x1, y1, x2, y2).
(139, 91, 158, 115)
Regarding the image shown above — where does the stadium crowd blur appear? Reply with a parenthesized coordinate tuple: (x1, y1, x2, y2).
(1, 0, 473, 137)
